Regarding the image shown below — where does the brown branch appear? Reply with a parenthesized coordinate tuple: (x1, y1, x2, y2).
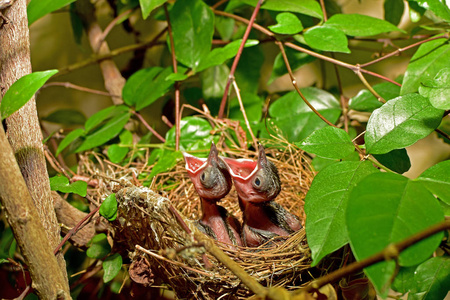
(298, 219, 450, 294)
(217, 0, 264, 119)
(164, 4, 181, 151)
(43, 82, 118, 97)
(276, 41, 337, 127)
(132, 111, 165, 142)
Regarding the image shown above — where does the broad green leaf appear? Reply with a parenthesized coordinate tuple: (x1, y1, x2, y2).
(49, 176, 87, 197)
(215, 16, 235, 41)
(107, 130, 133, 163)
(298, 126, 354, 159)
(1, 70, 58, 120)
(56, 128, 84, 155)
(365, 93, 443, 154)
(165, 117, 215, 152)
(311, 151, 360, 172)
(384, 0, 405, 25)
(75, 112, 131, 153)
(100, 194, 118, 222)
(401, 35, 450, 95)
(410, 0, 450, 22)
(149, 150, 183, 178)
(269, 46, 316, 84)
(238, 0, 323, 20)
(418, 68, 450, 110)
(28, 0, 76, 25)
(165, 73, 188, 81)
(347, 172, 444, 295)
(305, 161, 378, 266)
(42, 109, 86, 125)
(269, 13, 303, 35)
(122, 67, 174, 110)
(234, 46, 264, 94)
(201, 64, 230, 100)
(103, 253, 123, 283)
(304, 26, 350, 53)
(85, 105, 128, 132)
(196, 39, 259, 72)
(348, 82, 400, 112)
(372, 148, 411, 174)
(392, 266, 417, 293)
(0, 227, 16, 260)
(269, 88, 341, 142)
(229, 93, 263, 123)
(408, 257, 450, 300)
(170, 0, 214, 70)
(87, 234, 111, 259)
(140, 0, 167, 19)
(324, 13, 404, 36)
(416, 160, 450, 205)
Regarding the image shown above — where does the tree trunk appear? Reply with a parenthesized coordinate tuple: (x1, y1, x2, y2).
(0, 0, 70, 294)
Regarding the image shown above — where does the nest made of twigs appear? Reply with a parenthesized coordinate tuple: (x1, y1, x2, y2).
(78, 141, 315, 299)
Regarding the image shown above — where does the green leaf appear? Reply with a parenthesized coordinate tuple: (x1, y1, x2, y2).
(122, 67, 174, 110)
(165, 73, 188, 81)
(103, 253, 122, 283)
(347, 172, 444, 296)
(324, 13, 404, 36)
(149, 150, 183, 178)
(365, 93, 443, 154)
(305, 161, 378, 266)
(49, 176, 87, 197)
(392, 266, 417, 293)
(408, 257, 450, 300)
(416, 160, 450, 205)
(311, 151, 360, 172)
(107, 130, 133, 164)
(348, 81, 400, 112)
(87, 234, 111, 259)
(201, 64, 230, 100)
(99, 194, 118, 222)
(140, 0, 167, 19)
(234, 46, 264, 94)
(269, 46, 316, 84)
(85, 106, 128, 132)
(269, 88, 341, 142)
(0, 227, 16, 260)
(298, 126, 354, 159)
(165, 117, 214, 152)
(384, 0, 405, 25)
(418, 68, 450, 110)
(410, 0, 450, 22)
(76, 112, 131, 153)
(27, 0, 76, 25)
(169, 0, 214, 70)
(229, 93, 263, 123)
(56, 128, 84, 155)
(304, 26, 350, 53)
(401, 35, 450, 95)
(42, 109, 86, 125)
(372, 148, 411, 174)
(1, 70, 58, 120)
(196, 39, 259, 72)
(239, 0, 323, 20)
(269, 12, 303, 35)
(215, 16, 235, 41)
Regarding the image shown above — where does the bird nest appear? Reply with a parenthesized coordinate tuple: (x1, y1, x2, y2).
(78, 142, 314, 299)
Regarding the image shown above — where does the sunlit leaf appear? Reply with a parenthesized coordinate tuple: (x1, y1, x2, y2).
(99, 194, 118, 221)
(103, 253, 123, 283)
(298, 126, 354, 159)
(28, 0, 76, 25)
(1, 70, 58, 120)
(238, 0, 323, 20)
(408, 257, 450, 300)
(49, 176, 87, 197)
(140, 0, 167, 19)
(269, 12, 303, 35)
(165, 117, 215, 152)
(416, 160, 450, 205)
(304, 26, 350, 53)
(348, 82, 400, 112)
(324, 13, 404, 36)
(56, 128, 84, 155)
(418, 67, 450, 110)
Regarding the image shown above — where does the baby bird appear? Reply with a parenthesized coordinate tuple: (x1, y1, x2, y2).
(222, 144, 301, 247)
(183, 143, 242, 246)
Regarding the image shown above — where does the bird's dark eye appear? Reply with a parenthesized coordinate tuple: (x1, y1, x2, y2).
(254, 177, 261, 186)
(200, 172, 206, 182)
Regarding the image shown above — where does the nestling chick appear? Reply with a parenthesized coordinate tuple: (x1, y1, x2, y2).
(222, 144, 301, 247)
(183, 143, 242, 246)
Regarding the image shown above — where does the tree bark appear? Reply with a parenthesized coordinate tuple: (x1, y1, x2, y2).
(0, 0, 69, 291)
(0, 125, 71, 299)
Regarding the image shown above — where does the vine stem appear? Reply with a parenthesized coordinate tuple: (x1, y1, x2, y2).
(297, 219, 450, 295)
(164, 4, 181, 151)
(276, 41, 337, 127)
(217, 0, 265, 119)
(232, 80, 258, 148)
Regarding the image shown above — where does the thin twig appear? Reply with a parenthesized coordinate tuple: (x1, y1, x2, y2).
(435, 128, 450, 141)
(95, 9, 133, 52)
(43, 82, 118, 97)
(218, 0, 265, 118)
(297, 219, 450, 294)
(354, 68, 386, 103)
(232, 80, 258, 148)
(164, 4, 181, 151)
(132, 111, 166, 142)
(276, 41, 337, 127)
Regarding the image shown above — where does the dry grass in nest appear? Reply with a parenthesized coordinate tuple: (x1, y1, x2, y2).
(77, 140, 315, 299)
